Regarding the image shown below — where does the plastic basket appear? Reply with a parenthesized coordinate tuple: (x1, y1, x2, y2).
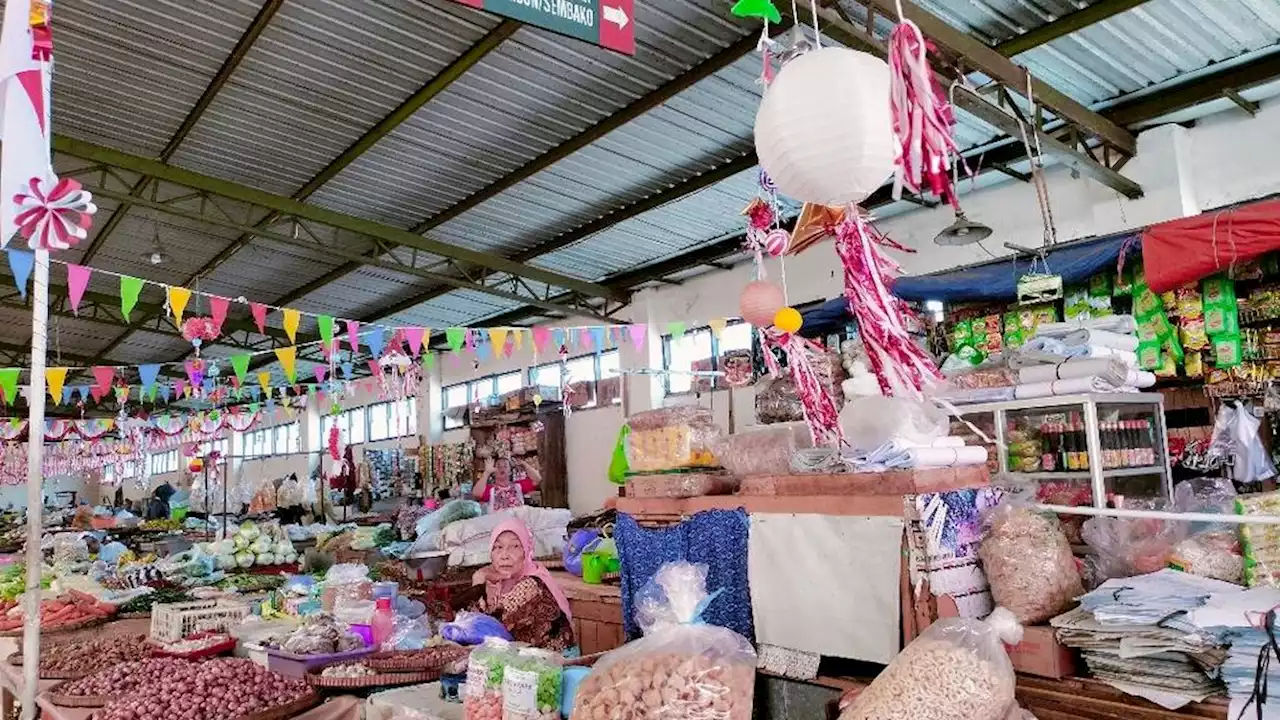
(265, 646, 373, 677)
(150, 600, 251, 643)
(150, 631, 237, 660)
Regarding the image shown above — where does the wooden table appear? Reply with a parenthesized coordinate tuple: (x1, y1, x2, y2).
(549, 571, 624, 655)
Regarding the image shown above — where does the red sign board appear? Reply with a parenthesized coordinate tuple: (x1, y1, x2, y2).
(451, 0, 634, 56)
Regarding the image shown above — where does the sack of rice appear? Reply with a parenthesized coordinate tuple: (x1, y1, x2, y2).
(978, 505, 1083, 624)
(839, 608, 1022, 720)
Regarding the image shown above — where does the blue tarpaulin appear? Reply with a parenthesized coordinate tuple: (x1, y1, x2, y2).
(891, 232, 1140, 302)
(799, 297, 852, 338)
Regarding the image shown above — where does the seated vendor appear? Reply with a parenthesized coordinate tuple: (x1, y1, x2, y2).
(472, 456, 539, 512)
(455, 518, 575, 652)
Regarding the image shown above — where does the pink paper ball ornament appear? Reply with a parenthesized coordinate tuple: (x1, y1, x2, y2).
(763, 228, 791, 257)
(739, 280, 786, 327)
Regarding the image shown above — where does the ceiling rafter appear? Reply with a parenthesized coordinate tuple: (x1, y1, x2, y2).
(81, 18, 524, 368)
(74, 0, 286, 268)
(993, 0, 1151, 57)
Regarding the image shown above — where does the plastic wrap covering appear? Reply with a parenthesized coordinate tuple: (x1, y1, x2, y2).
(1169, 531, 1243, 583)
(1235, 489, 1280, 587)
(465, 638, 513, 720)
(248, 476, 278, 514)
(442, 612, 512, 645)
(841, 395, 949, 452)
(839, 609, 1022, 720)
(1172, 477, 1237, 533)
(945, 366, 1018, 390)
(569, 562, 755, 720)
(501, 647, 562, 720)
(712, 423, 812, 476)
(1081, 512, 1187, 587)
(624, 407, 723, 472)
(755, 376, 804, 424)
(977, 506, 1082, 624)
(1208, 402, 1278, 484)
(276, 477, 304, 508)
(625, 472, 738, 499)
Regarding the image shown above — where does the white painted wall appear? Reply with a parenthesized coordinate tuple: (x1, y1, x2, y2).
(430, 103, 1280, 517)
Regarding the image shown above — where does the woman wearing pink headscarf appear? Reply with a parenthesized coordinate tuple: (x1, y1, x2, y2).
(457, 517, 575, 651)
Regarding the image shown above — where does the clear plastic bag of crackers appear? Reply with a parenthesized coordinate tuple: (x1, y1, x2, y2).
(978, 503, 1083, 624)
(839, 608, 1023, 720)
(569, 562, 755, 720)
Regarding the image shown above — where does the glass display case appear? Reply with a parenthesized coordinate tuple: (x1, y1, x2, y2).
(950, 393, 1172, 508)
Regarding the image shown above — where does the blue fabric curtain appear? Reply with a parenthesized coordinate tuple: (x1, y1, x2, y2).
(615, 509, 753, 641)
(891, 233, 1140, 302)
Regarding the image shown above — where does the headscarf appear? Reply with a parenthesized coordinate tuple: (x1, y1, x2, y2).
(490, 517, 573, 622)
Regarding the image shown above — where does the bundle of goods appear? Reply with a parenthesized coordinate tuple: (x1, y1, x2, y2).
(218, 573, 286, 594)
(842, 436, 988, 472)
(369, 645, 470, 673)
(501, 647, 563, 720)
(624, 471, 738, 499)
(8, 633, 151, 679)
(1169, 532, 1243, 584)
(0, 589, 115, 634)
(1235, 489, 1280, 586)
(838, 608, 1023, 720)
(115, 587, 191, 615)
(1081, 513, 1187, 586)
(210, 520, 299, 570)
(410, 506, 571, 568)
(755, 375, 804, 424)
(1064, 278, 1114, 321)
(138, 518, 181, 532)
(977, 505, 1082, 624)
(464, 637, 512, 720)
(625, 406, 723, 472)
(570, 562, 755, 720)
(89, 657, 315, 720)
(152, 631, 237, 659)
(711, 422, 812, 477)
(264, 612, 367, 655)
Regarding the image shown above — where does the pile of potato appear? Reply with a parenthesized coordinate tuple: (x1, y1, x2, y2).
(570, 651, 754, 720)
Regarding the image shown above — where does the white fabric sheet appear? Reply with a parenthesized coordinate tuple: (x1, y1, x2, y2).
(1034, 315, 1137, 338)
(748, 514, 904, 663)
(1060, 328, 1140, 352)
(1014, 371, 1155, 399)
(1018, 357, 1132, 385)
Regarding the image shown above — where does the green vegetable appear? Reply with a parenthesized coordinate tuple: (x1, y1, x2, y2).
(117, 587, 191, 614)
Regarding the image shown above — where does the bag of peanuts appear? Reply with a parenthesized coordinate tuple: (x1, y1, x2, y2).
(977, 504, 1083, 624)
(569, 562, 755, 720)
(839, 608, 1023, 720)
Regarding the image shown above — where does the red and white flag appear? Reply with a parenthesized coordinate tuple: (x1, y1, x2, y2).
(0, 0, 53, 247)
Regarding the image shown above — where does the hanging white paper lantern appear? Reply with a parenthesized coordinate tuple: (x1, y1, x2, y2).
(754, 47, 896, 206)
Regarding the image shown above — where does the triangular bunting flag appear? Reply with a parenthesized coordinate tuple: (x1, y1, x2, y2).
(158, 384, 171, 403)
(230, 354, 250, 383)
(209, 296, 229, 333)
(423, 353, 435, 369)
(7, 251, 32, 300)
(465, 328, 477, 351)
(403, 327, 425, 357)
(590, 327, 606, 351)
(367, 359, 383, 378)
(346, 320, 361, 352)
(250, 303, 267, 334)
(275, 346, 297, 383)
(120, 275, 144, 321)
(66, 264, 90, 315)
(257, 371, 271, 396)
(167, 286, 192, 325)
(88, 385, 105, 403)
(667, 321, 686, 339)
(628, 324, 647, 348)
(60, 386, 72, 405)
(317, 315, 335, 346)
(488, 328, 508, 353)
(708, 317, 728, 337)
(282, 308, 300, 343)
(175, 378, 187, 398)
(552, 328, 566, 350)
(247, 386, 260, 401)
(137, 364, 160, 393)
(75, 385, 90, 403)
(366, 326, 385, 359)
(476, 341, 491, 362)
(0, 369, 18, 405)
(45, 367, 67, 404)
(340, 362, 353, 380)
(444, 327, 465, 352)
(532, 327, 551, 352)
(314, 366, 328, 383)
(147, 384, 158, 403)
(92, 366, 115, 395)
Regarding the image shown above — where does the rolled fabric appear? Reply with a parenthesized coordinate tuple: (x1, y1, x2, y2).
(935, 386, 1017, 404)
(1013, 375, 1128, 399)
(1126, 369, 1157, 388)
(1033, 315, 1137, 338)
(902, 446, 989, 467)
(1018, 357, 1131, 386)
(929, 436, 965, 448)
(1076, 346, 1138, 364)
(1059, 328, 1139, 352)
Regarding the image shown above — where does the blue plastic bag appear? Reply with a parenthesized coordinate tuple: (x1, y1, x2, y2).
(562, 529, 601, 577)
(439, 611, 512, 645)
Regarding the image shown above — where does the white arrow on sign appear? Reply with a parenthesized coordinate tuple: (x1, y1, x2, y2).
(602, 4, 629, 29)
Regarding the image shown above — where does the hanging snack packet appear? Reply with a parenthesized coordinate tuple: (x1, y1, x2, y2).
(1213, 335, 1244, 368)
(1089, 271, 1113, 298)
(1137, 342, 1163, 371)
(1133, 286, 1163, 319)
(1202, 274, 1237, 309)
(951, 320, 973, 351)
(1205, 306, 1240, 337)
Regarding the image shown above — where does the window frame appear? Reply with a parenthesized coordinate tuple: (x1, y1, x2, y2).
(660, 321, 754, 396)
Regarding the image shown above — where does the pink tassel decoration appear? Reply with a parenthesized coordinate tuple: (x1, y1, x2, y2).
(761, 327, 844, 447)
(835, 213, 941, 398)
(888, 18, 959, 207)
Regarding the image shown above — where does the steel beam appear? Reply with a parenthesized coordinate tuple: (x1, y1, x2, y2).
(993, 0, 1150, 57)
(76, 0, 286, 267)
(1107, 51, 1280, 126)
(862, 0, 1136, 155)
(51, 136, 624, 303)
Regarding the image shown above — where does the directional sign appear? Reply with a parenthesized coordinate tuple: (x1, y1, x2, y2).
(451, 0, 634, 56)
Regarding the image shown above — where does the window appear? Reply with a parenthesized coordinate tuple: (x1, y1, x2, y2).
(119, 460, 137, 480)
(367, 399, 418, 442)
(661, 322, 752, 395)
(196, 438, 229, 465)
(925, 299, 945, 323)
(529, 363, 561, 392)
(147, 450, 178, 476)
(273, 423, 299, 455)
(322, 408, 368, 444)
(369, 403, 390, 442)
(495, 371, 522, 396)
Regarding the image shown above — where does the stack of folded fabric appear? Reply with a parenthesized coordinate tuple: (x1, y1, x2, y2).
(1051, 569, 1237, 708)
(843, 436, 989, 472)
(1010, 315, 1140, 368)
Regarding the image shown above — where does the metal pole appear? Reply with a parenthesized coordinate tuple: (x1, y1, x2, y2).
(20, 251, 50, 720)
(1038, 503, 1280, 526)
(1082, 399, 1105, 508)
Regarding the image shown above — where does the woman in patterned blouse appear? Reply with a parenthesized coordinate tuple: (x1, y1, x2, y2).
(458, 517, 575, 652)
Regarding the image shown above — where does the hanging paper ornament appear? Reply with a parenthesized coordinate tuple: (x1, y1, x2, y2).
(739, 279, 786, 327)
(758, 168, 777, 194)
(189, 456, 204, 474)
(740, 197, 774, 231)
(730, 0, 781, 23)
(532, 393, 543, 407)
(761, 327, 844, 447)
(29, 0, 52, 61)
(788, 203, 846, 255)
(763, 228, 790, 257)
(206, 359, 221, 378)
(888, 15, 959, 205)
(754, 47, 896, 205)
(773, 306, 803, 334)
(13, 176, 97, 251)
(181, 316, 219, 353)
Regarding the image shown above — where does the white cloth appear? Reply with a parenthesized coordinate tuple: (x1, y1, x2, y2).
(1018, 357, 1133, 385)
(407, 506, 571, 566)
(846, 439, 988, 470)
(748, 513, 903, 663)
(1033, 315, 1137, 338)
(1014, 371, 1155, 399)
(1060, 328, 1140, 352)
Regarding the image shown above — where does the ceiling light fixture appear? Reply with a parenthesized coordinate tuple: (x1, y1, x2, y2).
(933, 209, 993, 246)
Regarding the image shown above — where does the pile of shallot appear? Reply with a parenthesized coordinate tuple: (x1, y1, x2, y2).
(67, 657, 310, 720)
(14, 633, 150, 677)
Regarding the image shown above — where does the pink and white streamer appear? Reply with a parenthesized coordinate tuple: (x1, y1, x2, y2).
(835, 213, 941, 398)
(12, 175, 96, 251)
(888, 19, 959, 207)
(761, 327, 844, 447)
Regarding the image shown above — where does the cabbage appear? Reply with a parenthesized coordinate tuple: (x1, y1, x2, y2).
(216, 555, 236, 570)
(255, 553, 274, 566)
(250, 537, 270, 554)
(235, 552, 254, 569)
(233, 534, 249, 550)
(239, 522, 260, 541)
(219, 540, 237, 556)
(282, 552, 298, 565)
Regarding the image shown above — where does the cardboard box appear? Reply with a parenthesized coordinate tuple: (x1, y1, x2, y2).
(1005, 624, 1077, 679)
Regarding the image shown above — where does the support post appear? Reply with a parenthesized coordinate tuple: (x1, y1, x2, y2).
(20, 251, 49, 720)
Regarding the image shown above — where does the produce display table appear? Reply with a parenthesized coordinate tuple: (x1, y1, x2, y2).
(548, 571, 623, 655)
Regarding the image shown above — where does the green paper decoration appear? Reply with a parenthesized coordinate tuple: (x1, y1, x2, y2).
(731, 0, 781, 24)
(423, 354, 435, 369)
(120, 275, 144, 321)
(318, 315, 335, 346)
(0, 369, 17, 404)
(231, 354, 250, 383)
(667, 321, 686, 339)
(445, 327, 466, 352)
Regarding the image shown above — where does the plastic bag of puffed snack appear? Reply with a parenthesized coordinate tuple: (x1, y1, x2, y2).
(978, 504, 1082, 624)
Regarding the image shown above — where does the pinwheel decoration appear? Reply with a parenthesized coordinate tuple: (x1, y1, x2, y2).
(13, 176, 97, 251)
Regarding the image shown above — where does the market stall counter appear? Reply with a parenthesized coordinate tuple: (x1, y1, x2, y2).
(547, 571, 623, 656)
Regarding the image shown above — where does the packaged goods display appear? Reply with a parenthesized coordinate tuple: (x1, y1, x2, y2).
(839, 608, 1022, 720)
(711, 422, 812, 476)
(465, 637, 514, 720)
(625, 406, 723, 472)
(570, 562, 755, 720)
(1168, 531, 1243, 583)
(978, 506, 1083, 624)
(755, 375, 804, 424)
(1236, 490, 1280, 586)
(501, 647, 562, 720)
(1081, 514, 1187, 585)
(624, 472, 738, 499)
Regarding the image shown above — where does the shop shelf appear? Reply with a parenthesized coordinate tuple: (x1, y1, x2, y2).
(1009, 466, 1165, 481)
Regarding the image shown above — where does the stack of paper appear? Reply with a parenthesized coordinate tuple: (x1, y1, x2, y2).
(1051, 570, 1240, 708)
(1187, 586, 1280, 718)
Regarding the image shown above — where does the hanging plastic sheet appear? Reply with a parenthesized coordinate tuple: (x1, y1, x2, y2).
(1142, 198, 1280, 292)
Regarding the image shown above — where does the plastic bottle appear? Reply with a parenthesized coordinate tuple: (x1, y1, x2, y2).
(372, 596, 394, 650)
